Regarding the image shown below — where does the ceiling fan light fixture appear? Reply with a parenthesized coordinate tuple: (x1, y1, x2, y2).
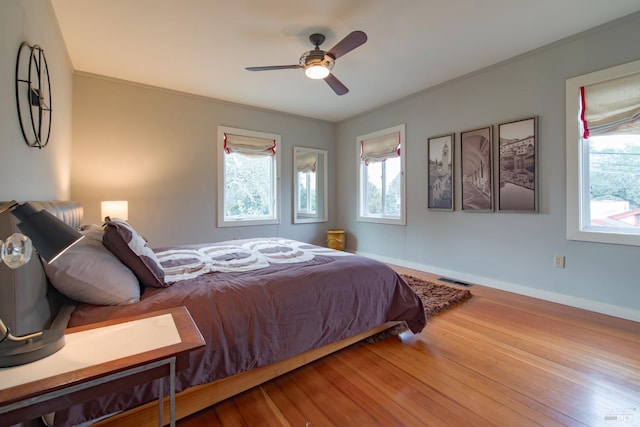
(246, 31, 366, 95)
(305, 64, 330, 79)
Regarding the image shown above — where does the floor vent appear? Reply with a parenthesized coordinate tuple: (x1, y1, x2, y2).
(438, 277, 473, 287)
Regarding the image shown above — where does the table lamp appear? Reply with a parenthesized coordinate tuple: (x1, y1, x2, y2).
(0, 201, 84, 367)
(101, 200, 128, 222)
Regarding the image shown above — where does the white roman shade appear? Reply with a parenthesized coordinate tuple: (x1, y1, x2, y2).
(580, 71, 640, 138)
(296, 152, 317, 173)
(223, 133, 276, 156)
(360, 131, 401, 164)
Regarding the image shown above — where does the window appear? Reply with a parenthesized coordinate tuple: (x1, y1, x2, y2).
(566, 59, 640, 245)
(357, 124, 406, 225)
(298, 169, 316, 214)
(217, 126, 280, 227)
(293, 147, 328, 224)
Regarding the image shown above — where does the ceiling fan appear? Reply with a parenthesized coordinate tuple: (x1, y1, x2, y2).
(245, 30, 367, 96)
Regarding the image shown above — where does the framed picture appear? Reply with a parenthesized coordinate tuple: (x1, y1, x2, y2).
(497, 117, 538, 212)
(427, 134, 454, 210)
(461, 126, 493, 212)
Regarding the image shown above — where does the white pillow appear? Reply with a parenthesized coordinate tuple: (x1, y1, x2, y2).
(42, 228, 140, 305)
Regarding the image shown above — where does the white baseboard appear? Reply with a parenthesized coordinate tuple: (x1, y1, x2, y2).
(358, 251, 640, 323)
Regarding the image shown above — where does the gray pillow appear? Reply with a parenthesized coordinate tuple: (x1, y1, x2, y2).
(102, 218, 166, 288)
(42, 227, 140, 305)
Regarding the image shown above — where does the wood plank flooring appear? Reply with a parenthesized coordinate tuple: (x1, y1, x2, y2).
(177, 267, 640, 426)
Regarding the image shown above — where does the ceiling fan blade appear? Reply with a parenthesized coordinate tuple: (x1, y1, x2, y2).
(324, 73, 349, 95)
(326, 30, 367, 60)
(246, 65, 301, 71)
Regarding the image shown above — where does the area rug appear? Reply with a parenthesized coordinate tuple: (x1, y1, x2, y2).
(401, 274, 472, 318)
(365, 274, 472, 342)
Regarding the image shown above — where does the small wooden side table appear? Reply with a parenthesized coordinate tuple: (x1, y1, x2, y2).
(0, 306, 205, 427)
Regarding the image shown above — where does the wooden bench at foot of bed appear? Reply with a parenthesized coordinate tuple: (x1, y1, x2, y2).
(93, 321, 400, 427)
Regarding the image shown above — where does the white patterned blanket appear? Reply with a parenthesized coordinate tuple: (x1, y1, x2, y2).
(155, 237, 350, 283)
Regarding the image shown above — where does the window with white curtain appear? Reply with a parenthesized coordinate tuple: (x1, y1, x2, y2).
(566, 59, 640, 246)
(357, 124, 406, 225)
(217, 126, 280, 227)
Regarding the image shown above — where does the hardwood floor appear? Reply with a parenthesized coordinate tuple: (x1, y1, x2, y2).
(177, 267, 640, 426)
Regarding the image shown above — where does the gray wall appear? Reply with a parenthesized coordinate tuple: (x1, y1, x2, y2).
(4, 1, 638, 321)
(336, 13, 640, 321)
(0, 0, 73, 201)
(71, 74, 336, 247)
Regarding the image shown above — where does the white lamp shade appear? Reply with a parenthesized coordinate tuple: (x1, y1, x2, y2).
(305, 65, 330, 79)
(101, 201, 128, 221)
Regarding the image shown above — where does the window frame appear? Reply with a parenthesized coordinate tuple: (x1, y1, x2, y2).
(217, 125, 281, 227)
(565, 59, 640, 246)
(293, 146, 328, 224)
(356, 124, 406, 225)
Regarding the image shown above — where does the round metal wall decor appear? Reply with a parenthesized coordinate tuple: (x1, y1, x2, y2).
(15, 42, 52, 149)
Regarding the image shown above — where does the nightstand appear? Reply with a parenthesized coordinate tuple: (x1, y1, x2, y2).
(0, 306, 205, 427)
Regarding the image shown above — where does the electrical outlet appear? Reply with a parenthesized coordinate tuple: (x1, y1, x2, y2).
(554, 255, 565, 269)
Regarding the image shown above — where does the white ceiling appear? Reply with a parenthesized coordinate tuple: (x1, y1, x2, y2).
(50, 0, 640, 122)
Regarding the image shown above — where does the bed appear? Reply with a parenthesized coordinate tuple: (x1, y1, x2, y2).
(0, 202, 426, 426)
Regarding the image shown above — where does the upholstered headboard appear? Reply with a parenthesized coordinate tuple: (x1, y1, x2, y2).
(0, 201, 83, 335)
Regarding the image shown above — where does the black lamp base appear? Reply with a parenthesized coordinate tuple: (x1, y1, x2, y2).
(0, 330, 65, 368)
